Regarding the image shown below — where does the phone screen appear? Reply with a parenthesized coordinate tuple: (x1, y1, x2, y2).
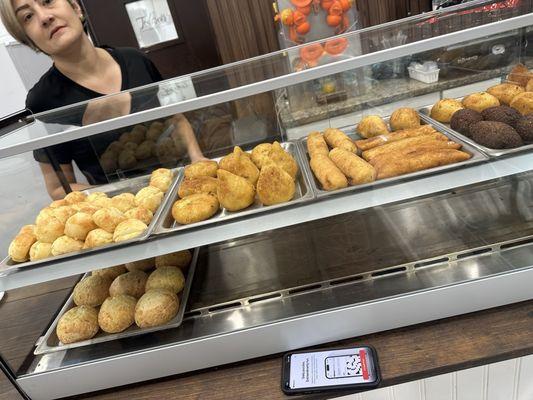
(288, 347, 377, 390)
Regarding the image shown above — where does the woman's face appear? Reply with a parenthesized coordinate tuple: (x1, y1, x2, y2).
(12, 0, 84, 55)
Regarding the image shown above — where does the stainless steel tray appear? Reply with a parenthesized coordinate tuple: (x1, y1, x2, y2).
(34, 247, 199, 355)
(0, 169, 181, 276)
(419, 104, 533, 157)
(153, 141, 314, 235)
(299, 118, 488, 198)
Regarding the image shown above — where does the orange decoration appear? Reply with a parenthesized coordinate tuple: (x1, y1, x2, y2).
(325, 0, 352, 33)
(321, 0, 335, 10)
(324, 37, 348, 55)
(299, 43, 324, 66)
(291, 0, 312, 7)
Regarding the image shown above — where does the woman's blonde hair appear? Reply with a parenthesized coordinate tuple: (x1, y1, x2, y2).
(0, 0, 39, 50)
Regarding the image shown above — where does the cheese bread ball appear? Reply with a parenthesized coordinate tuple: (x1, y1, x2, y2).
(146, 266, 185, 294)
(73, 275, 112, 307)
(134, 186, 164, 213)
(124, 207, 153, 225)
(91, 196, 113, 209)
(150, 174, 173, 193)
(462, 92, 500, 113)
(135, 289, 179, 328)
(50, 235, 84, 256)
(125, 257, 155, 272)
(390, 108, 421, 131)
(51, 206, 76, 224)
(86, 192, 107, 203)
(93, 207, 126, 233)
(430, 99, 464, 123)
(64, 191, 87, 205)
(71, 202, 100, 215)
(109, 270, 148, 298)
(83, 228, 114, 249)
(111, 193, 136, 213)
(91, 264, 127, 281)
(50, 199, 68, 208)
(65, 212, 97, 241)
(8, 233, 36, 262)
(56, 305, 99, 344)
(29, 241, 52, 261)
(155, 250, 192, 269)
(118, 149, 137, 170)
(113, 219, 148, 242)
(124, 142, 139, 152)
(19, 224, 36, 237)
(135, 140, 154, 160)
(98, 294, 137, 333)
(35, 207, 54, 225)
(35, 216, 65, 243)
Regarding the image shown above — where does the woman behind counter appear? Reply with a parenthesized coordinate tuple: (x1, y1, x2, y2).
(0, 0, 205, 199)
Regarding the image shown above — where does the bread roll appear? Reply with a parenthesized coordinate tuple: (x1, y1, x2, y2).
(134, 186, 164, 213)
(71, 202, 100, 215)
(129, 125, 146, 144)
(462, 92, 500, 113)
(306, 132, 329, 158)
(65, 212, 97, 241)
(93, 207, 126, 233)
(113, 219, 148, 242)
(92, 264, 127, 281)
(86, 192, 107, 203)
(309, 154, 348, 191)
(356, 115, 389, 138)
(118, 149, 137, 170)
(125, 257, 155, 272)
(56, 305, 99, 344)
(510, 92, 533, 115)
(73, 275, 112, 307)
(323, 128, 356, 152)
(146, 124, 163, 141)
(64, 191, 87, 205)
(51, 235, 84, 256)
(29, 241, 52, 261)
(146, 266, 185, 294)
(35, 207, 54, 225)
(135, 140, 154, 160)
(487, 83, 525, 105)
(111, 193, 136, 213)
(106, 141, 123, 155)
(49, 199, 68, 208)
(98, 294, 137, 333)
(430, 99, 464, 123)
(184, 160, 218, 178)
(150, 175, 173, 193)
(8, 233, 36, 262)
(124, 207, 153, 225)
(100, 151, 117, 173)
(19, 224, 36, 237)
(155, 250, 192, 269)
(124, 142, 138, 152)
(329, 148, 376, 186)
(92, 196, 113, 209)
(172, 193, 219, 224)
(109, 270, 148, 298)
(151, 167, 173, 179)
(135, 289, 179, 328)
(35, 216, 65, 243)
(51, 206, 76, 224)
(83, 228, 113, 249)
(390, 108, 421, 131)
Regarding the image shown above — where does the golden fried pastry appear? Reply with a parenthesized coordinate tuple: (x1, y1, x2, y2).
(86, 192, 107, 203)
(64, 212, 97, 241)
(256, 164, 295, 206)
(178, 176, 218, 198)
(51, 235, 84, 256)
(119, 131, 132, 145)
(310, 154, 348, 191)
(390, 108, 421, 131)
(92, 264, 127, 281)
(130, 125, 146, 144)
(323, 128, 356, 152)
(134, 186, 164, 213)
(124, 207, 153, 225)
(73, 275, 112, 307)
(125, 257, 155, 272)
(64, 191, 87, 205)
(111, 193, 136, 213)
(93, 207, 126, 233)
(51, 206, 76, 224)
(526, 78, 533, 92)
(357, 115, 389, 138)
(462, 92, 500, 113)
(113, 219, 147, 242)
(156, 137, 177, 164)
(219, 146, 260, 185)
(100, 151, 117, 173)
(118, 149, 137, 170)
(50, 199, 68, 208)
(507, 64, 532, 87)
(217, 169, 255, 211)
(83, 228, 113, 249)
(251, 143, 273, 169)
(150, 120, 165, 131)
(146, 125, 163, 141)
(91, 196, 113, 209)
(135, 140, 155, 160)
(355, 126, 436, 151)
(56, 305, 99, 344)
(510, 92, 533, 115)
(184, 160, 218, 178)
(373, 148, 471, 179)
(155, 250, 192, 269)
(35, 207, 54, 225)
(362, 132, 449, 162)
(430, 99, 464, 123)
(35, 216, 65, 243)
(150, 174, 173, 193)
(29, 241, 52, 261)
(135, 289, 179, 328)
(8, 233, 36, 262)
(267, 141, 299, 179)
(306, 132, 329, 159)
(172, 194, 219, 224)
(98, 295, 137, 333)
(19, 224, 36, 237)
(124, 142, 138, 152)
(106, 141, 124, 155)
(109, 270, 148, 298)
(71, 202, 100, 215)
(487, 83, 525, 105)
(329, 148, 376, 186)
(146, 266, 185, 294)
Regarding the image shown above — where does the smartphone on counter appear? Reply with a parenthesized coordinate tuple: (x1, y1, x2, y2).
(281, 346, 380, 395)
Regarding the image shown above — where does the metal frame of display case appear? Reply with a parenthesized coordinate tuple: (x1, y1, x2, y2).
(1, 2, 533, 398)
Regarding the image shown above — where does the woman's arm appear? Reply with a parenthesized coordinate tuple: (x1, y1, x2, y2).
(39, 162, 90, 200)
(169, 114, 206, 162)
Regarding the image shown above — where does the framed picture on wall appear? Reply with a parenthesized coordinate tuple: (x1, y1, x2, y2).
(124, 0, 184, 49)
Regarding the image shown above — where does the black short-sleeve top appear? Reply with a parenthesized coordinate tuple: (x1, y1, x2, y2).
(27, 47, 162, 184)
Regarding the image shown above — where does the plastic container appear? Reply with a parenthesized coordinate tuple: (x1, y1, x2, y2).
(408, 66, 440, 83)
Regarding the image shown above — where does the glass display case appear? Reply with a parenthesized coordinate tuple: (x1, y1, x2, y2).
(1, 2, 533, 399)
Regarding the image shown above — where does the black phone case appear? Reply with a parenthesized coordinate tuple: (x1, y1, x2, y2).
(281, 345, 381, 395)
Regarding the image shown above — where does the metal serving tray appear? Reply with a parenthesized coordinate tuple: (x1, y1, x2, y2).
(0, 169, 181, 276)
(419, 104, 533, 157)
(153, 142, 314, 236)
(299, 118, 487, 198)
(34, 248, 199, 355)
